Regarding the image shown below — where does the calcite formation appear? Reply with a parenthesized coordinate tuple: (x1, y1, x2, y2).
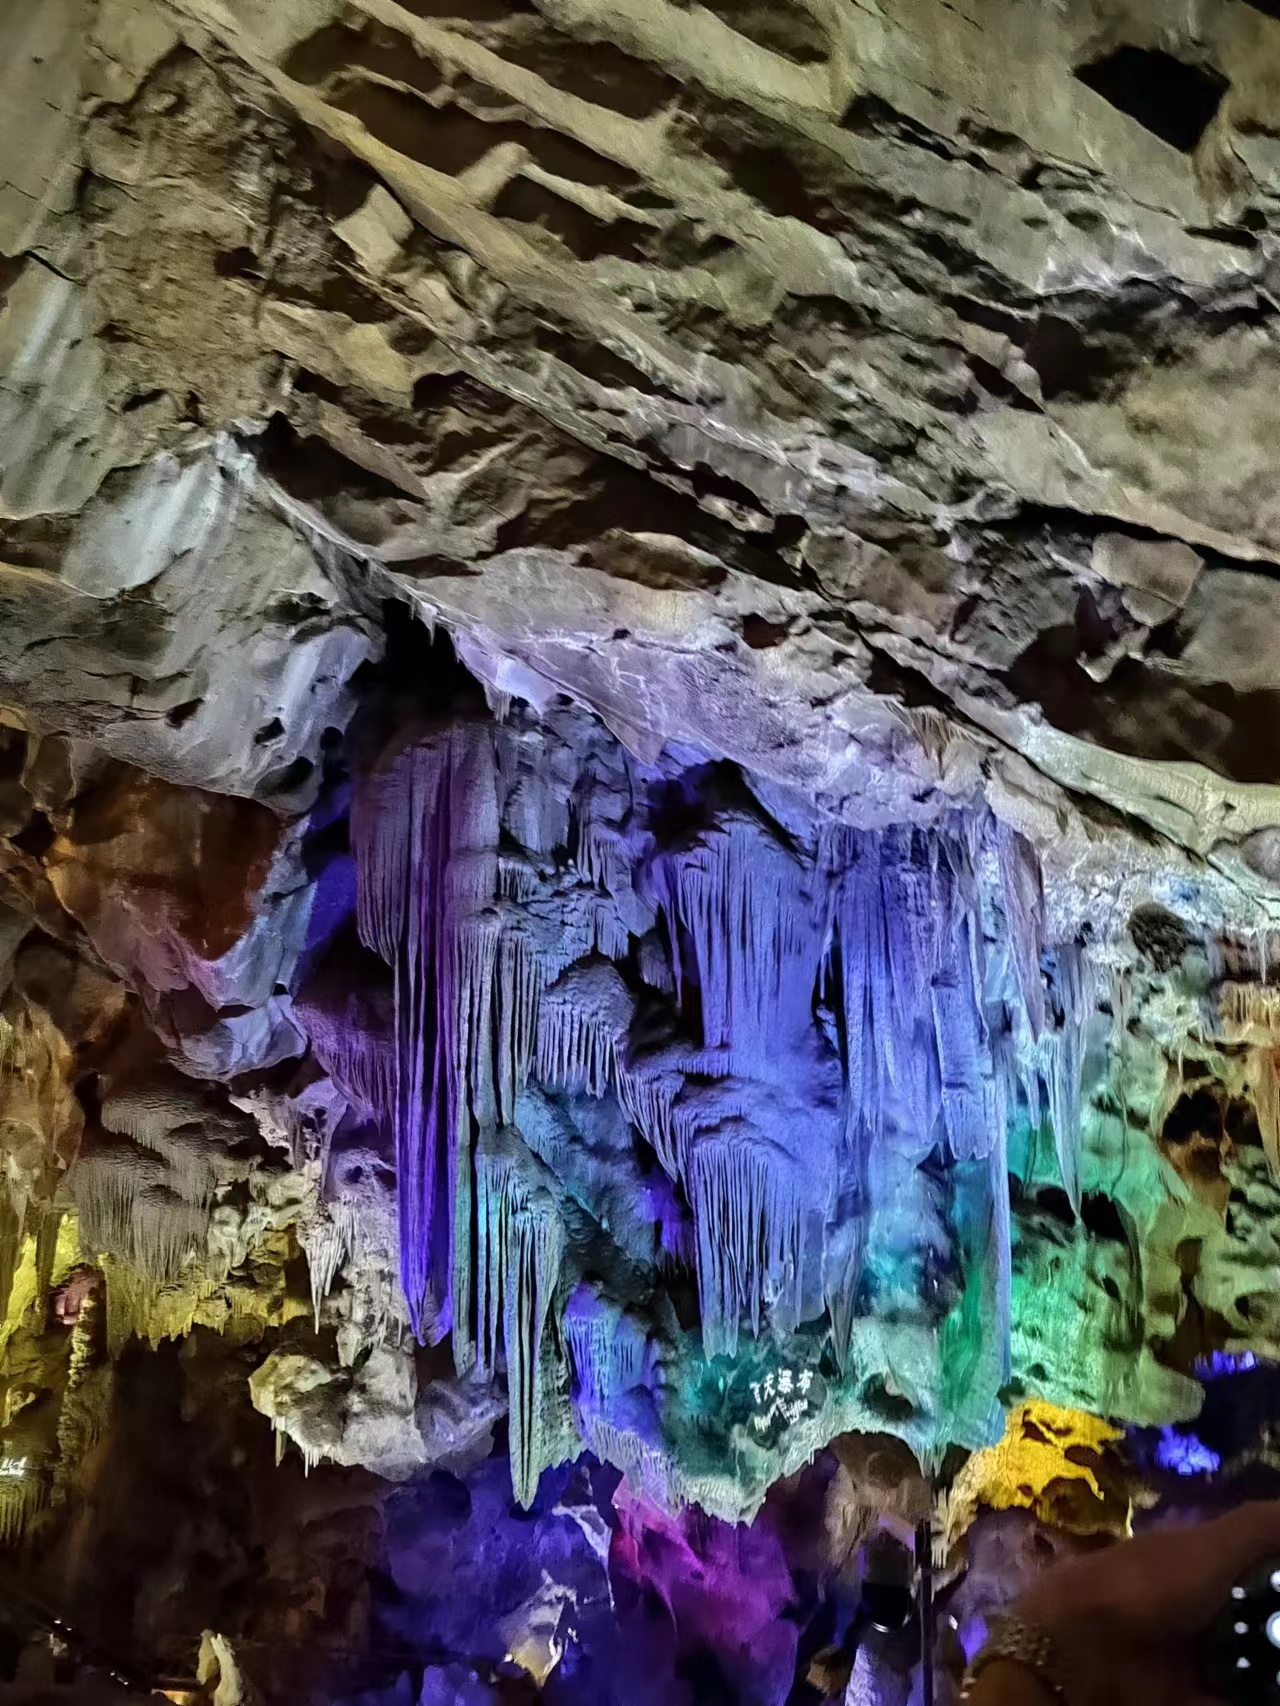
(6, 0, 1280, 1698)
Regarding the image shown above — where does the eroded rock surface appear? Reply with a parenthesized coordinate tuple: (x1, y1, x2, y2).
(7, 1, 1280, 1701)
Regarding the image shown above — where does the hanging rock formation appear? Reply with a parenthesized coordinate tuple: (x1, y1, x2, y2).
(6, 0, 1280, 1698)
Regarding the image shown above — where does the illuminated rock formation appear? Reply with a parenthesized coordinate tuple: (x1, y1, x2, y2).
(5, 0, 1280, 1697)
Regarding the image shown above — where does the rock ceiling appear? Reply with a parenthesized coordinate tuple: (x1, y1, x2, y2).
(7, 0, 1280, 1698)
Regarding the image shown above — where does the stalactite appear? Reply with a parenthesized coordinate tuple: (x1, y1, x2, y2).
(820, 818, 1059, 1177)
(304, 1004, 396, 1125)
(32, 1209, 61, 1307)
(100, 1256, 204, 1352)
(647, 813, 823, 1058)
(535, 960, 632, 1098)
(1039, 945, 1093, 1209)
(100, 1087, 221, 1211)
(336, 706, 1092, 1502)
(353, 725, 499, 1344)
(637, 932, 676, 995)
(299, 1203, 349, 1327)
(495, 931, 544, 1127)
(1251, 1048, 1280, 1176)
(616, 1061, 685, 1182)
(689, 1123, 804, 1360)
(822, 1155, 864, 1375)
(474, 1129, 565, 1506)
(498, 853, 537, 903)
(564, 1284, 647, 1405)
(996, 822, 1046, 1040)
(579, 1415, 686, 1511)
(71, 1141, 207, 1281)
(586, 892, 633, 964)
(991, 1118, 1012, 1386)
(0, 1197, 21, 1323)
(826, 824, 973, 1154)
(0, 1461, 45, 1547)
(575, 806, 627, 895)
(1221, 982, 1280, 1041)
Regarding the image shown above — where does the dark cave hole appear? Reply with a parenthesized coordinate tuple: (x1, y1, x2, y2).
(1226, 1099, 1264, 1149)
(261, 755, 314, 795)
(503, 30, 683, 121)
(1243, 0, 1280, 15)
(1030, 1185, 1075, 1228)
(12, 810, 55, 860)
(1163, 1087, 1224, 1149)
(860, 1376, 915, 1425)
(492, 175, 652, 264)
(772, 513, 808, 552)
(1019, 312, 1134, 401)
(740, 612, 792, 649)
(541, 332, 662, 397)
(165, 698, 203, 729)
(121, 386, 166, 413)
(331, 79, 637, 193)
(1023, 1186, 1128, 1245)
(1003, 624, 1280, 786)
(282, 22, 444, 99)
(213, 245, 261, 280)
(422, 1469, 472, 1530)
(695, 0, 829, 65)
(256, 414, 412, 510)
(394, 0, 534, 18)
(0, 727, 25, 782)
(677, 1650, 738, 1705)
(725, 141, 821, 223)
(645, 762, 739, 852)
(1074, 46, 1227, 154)
(73, 1070, 104, 1128)
(1079, 1193, 1128, 1244)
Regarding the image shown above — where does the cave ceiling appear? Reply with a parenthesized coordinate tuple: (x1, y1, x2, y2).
(6, 0, 1280, 1697)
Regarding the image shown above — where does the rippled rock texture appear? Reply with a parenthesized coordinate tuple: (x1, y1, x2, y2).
(7, 0, 1280, 1699)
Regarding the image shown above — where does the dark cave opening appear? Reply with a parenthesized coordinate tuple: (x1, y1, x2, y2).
(1074, 45, 1228, 153)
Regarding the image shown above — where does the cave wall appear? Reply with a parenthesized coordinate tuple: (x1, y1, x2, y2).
(6, 0, 1280, 1699)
